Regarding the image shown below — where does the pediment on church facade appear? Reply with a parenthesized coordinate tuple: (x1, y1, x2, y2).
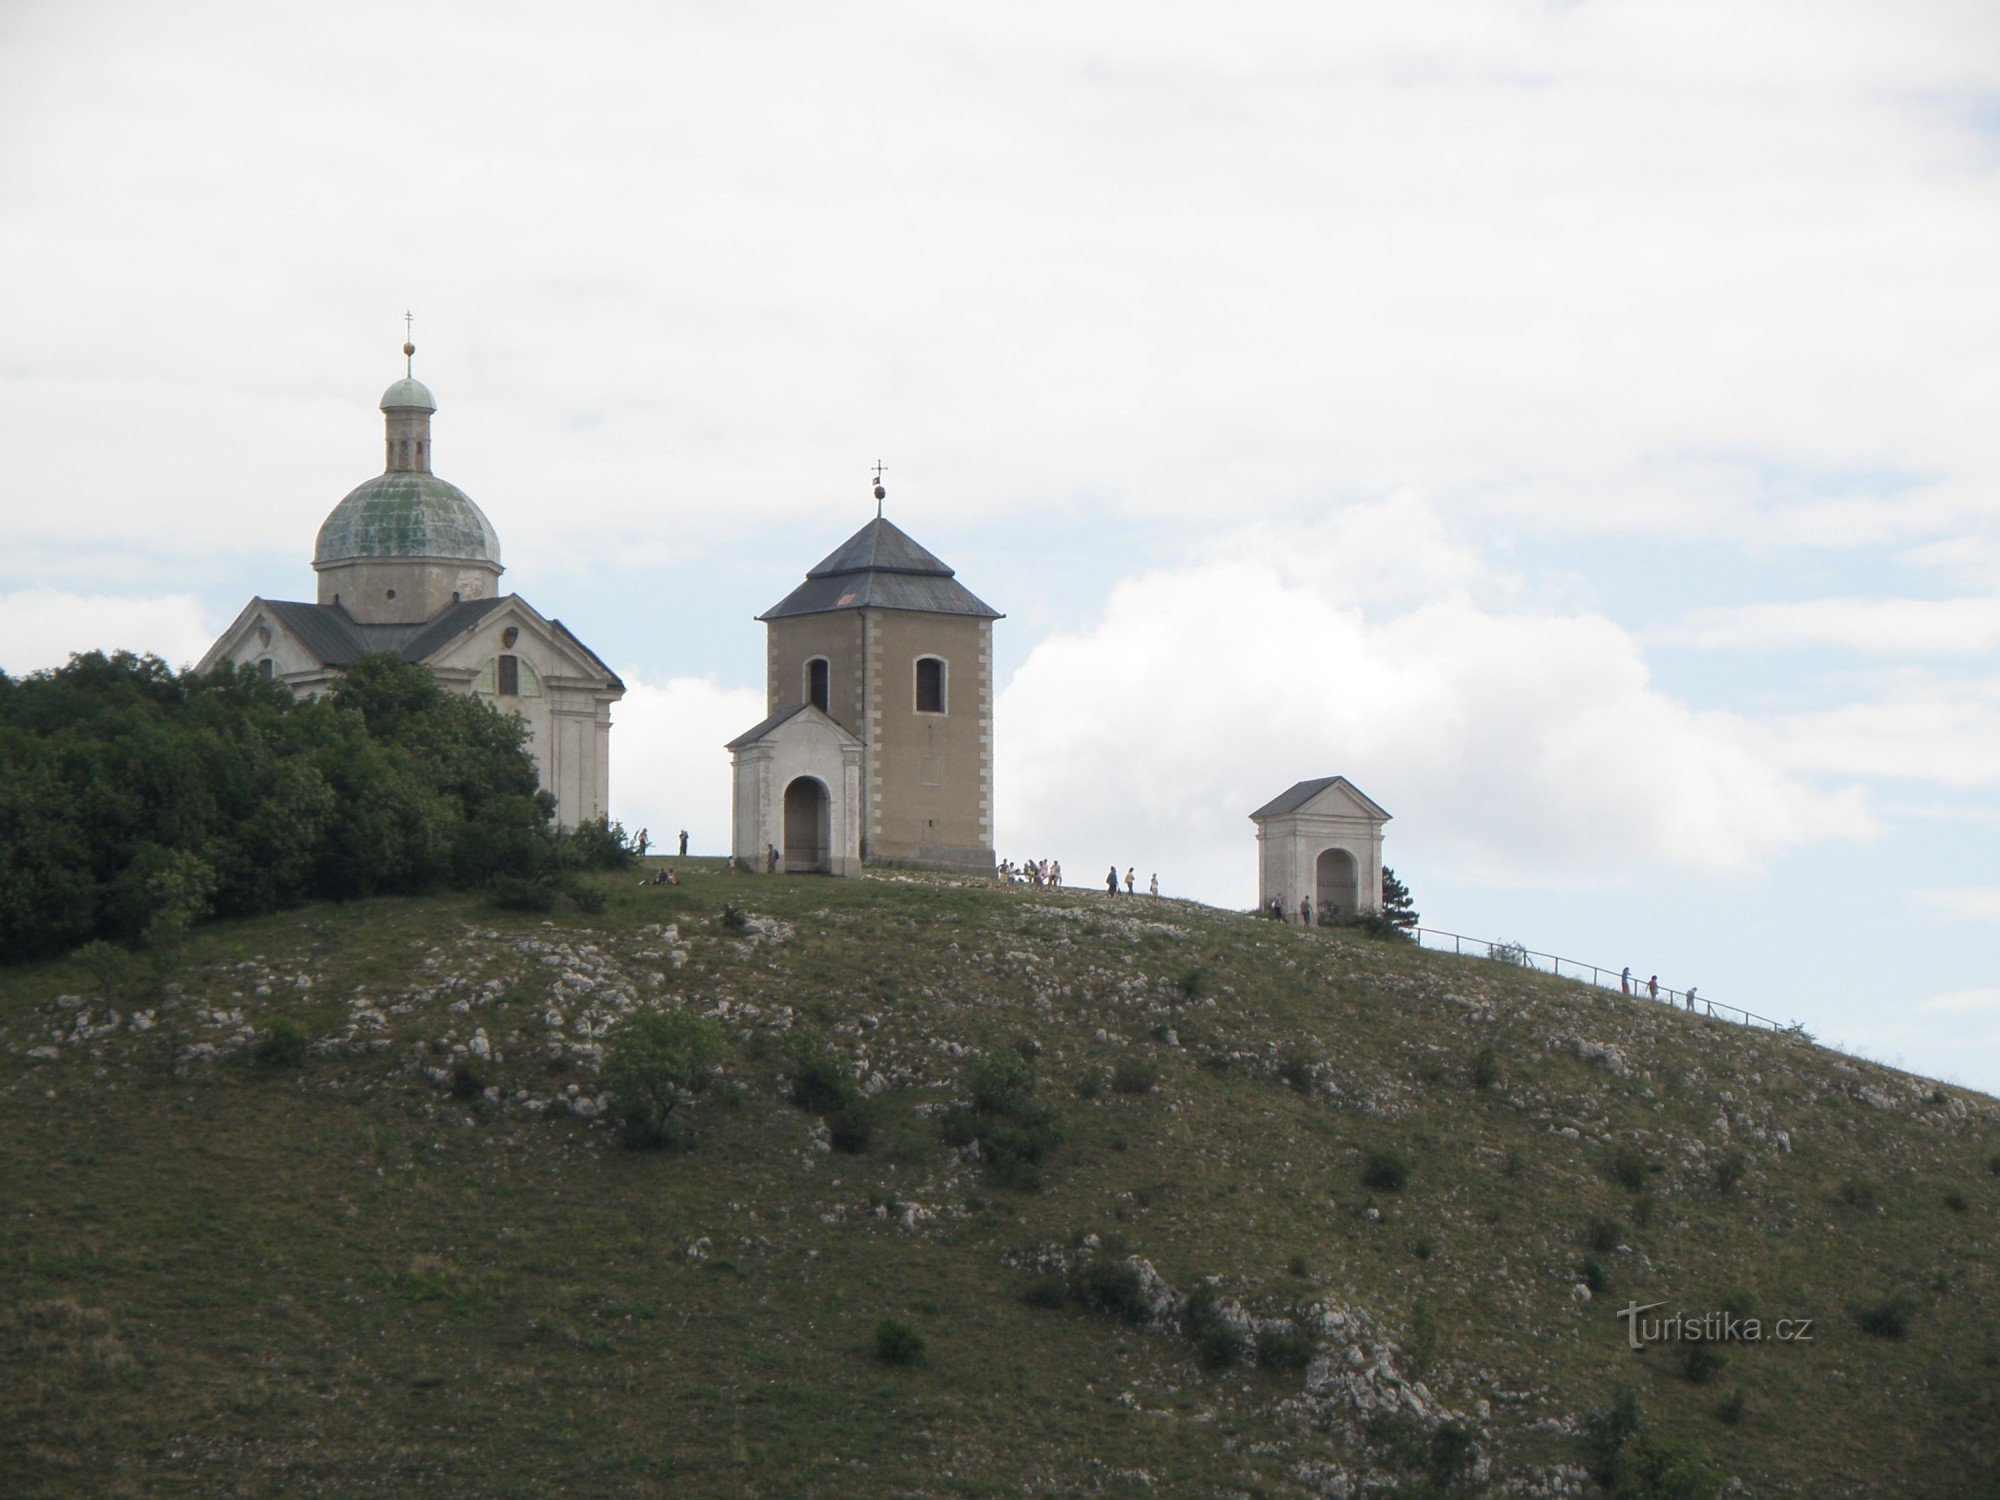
(726, 702, 864, 752)
(416, 595, 624, 696)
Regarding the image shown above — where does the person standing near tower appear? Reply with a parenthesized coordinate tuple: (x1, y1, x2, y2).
(679, 829, 689, 857)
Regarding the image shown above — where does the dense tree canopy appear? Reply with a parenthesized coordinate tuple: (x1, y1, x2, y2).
(0, 651, 611, 963)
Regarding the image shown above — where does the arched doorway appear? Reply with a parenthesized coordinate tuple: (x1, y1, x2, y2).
(782, 777, 831, 873)
(1315, 847, 1360, 922)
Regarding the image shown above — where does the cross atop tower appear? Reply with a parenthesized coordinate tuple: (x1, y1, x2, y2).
(402, 310, 416, 375)
(872, 460, 887, 517)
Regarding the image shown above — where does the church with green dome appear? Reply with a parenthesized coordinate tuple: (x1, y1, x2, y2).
(199, 353, 624, 827)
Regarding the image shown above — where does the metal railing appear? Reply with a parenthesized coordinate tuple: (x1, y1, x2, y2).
(1407, 926, 1792, 1033)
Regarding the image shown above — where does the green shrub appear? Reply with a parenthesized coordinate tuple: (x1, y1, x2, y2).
(1715, 1389, 1745, 1426)
(1176, 966, 1208, 1002)
(827, 1106, 874, 1155)
(1853, 1297, 1912, 1340)
(1073, 1067, 1106, 1101)
(1712, 1150, 1748, 1193)
(1428, 1422, 1475, 1487)
(1407, 1298, 1439, 1373)
(1580, 1256, 1609, 1294)
(254, 1017, 309, 1069)
(1276, 1044, 1318, 1091)
(450, 1059, 487, 1099)
(559, 814, 636, 871)
(1257, 1314, 1315, 1372)
(944, 1051, 1064, 1188)
(1181, 1282, 1245, 1367)
(1988, 1153, 2000, 1177)
(1605, 1143, 1651, 1192)
(1943, 1191, 1969, 1214)
(1112, 1057, 1159, 1096)
(720, 904, 748, 932)
(1679, 1341, 1726, 1385)
(1338, 909, 1412, 942)
(1581, 1389, 1642, 1487)
(872, 1316, 926, 1366)
(1021, 1278, 1068, 1310)
(787, 1031, 861, 1115)
(489, 874, 558, 913)
(1286, 1253, 1311, 1278)
(1074, 1251, 1152, 1324)
(565, 881, 609, 915)
(606, 1009, 727, 1148)
(1584, 1217, 1622, 1254)
(1361, 1148, 1410, 1192)
(1837, 1177, 1881, 1212)
(1470, 1044, 1500, 1090)
(1488, 939, 1531, 966)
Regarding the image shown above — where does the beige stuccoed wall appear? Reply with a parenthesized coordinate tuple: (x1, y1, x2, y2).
(863, 609, 993, 867)
(730, 716, 865, 876)
(316, 557, 502, 623)
(762, 606, 994, 869)
(1256, 816, 1384, 919)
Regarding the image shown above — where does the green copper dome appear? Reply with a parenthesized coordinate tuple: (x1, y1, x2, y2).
(380, 376, 436, 411)
(314, 472, 503, 566)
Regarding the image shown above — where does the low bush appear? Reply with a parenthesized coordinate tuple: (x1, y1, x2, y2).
(1021, 1278, 1068, 1310)
(787, 1030, 862, 1115)
(1073, 1067, 1107, 1101)
(1427, 1422, 1476, 1488)
(1943, 1191, 1969, 1214)
(565, 881, 609, 915)
(719, 904, 747, 932)
(872, 1317, 926, 1366)
(1361, 1148, 1410, 1192)
(1275, 1044, 1318, 1091)
(1837, 1177, 1881, 1212)
(606, 1009, 727, 1148)
(1074, 1252, 1151, 1325)
(1580, 1256, 1609, 1294)
(1712, 1150, 1749, 1193)
(1112, 1058, 1160, 1096)
(1176, 966, 1208, 1001)
(1257, 1315, 1315, 1372)
(1679, 1342, 1727, 1385)
(1853, 1297, 1913, 1340)
(253, 1017, 309, 1069)
(450, 1059, 487, 1099)
(1488, 939, 1531, 966)
(1584, 1217, 1622, 1254)
(1181, 1281, 1245, 1367)
(1470, 1044, 1501, 1091)
(559, 814, 636, 871)
(1337, 909, 1412, 943)
(827, 1106, 874, 1155)
(943, 1051, 1064, 1188)
(1605, 1143, 1651, 1192)
(1715, 1389, 1745, 1426)
(488, 874, 558, 913)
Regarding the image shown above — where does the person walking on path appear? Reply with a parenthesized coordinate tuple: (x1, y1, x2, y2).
(1124, 867, 1135, 895)
(1299, 895, 1313, 927)
(636, 828, 649, 857)
(767, 843, 780, 875)
(1051, 861, 1062, 889)
(678, 829, 689, 857)
(1620, 966, 1631, 996)
(1268, 896, 1286, 922)
(1149, 873, 1159, 898)
(1107, 865, 1119, 896)
(1685, 986, 1698, 1013)
(1647, 974, 1659, 1002)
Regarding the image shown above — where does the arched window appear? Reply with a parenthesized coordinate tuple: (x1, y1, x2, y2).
(915, 656, 946, 714)
(498, 654, 520, 696)
(257, 659, 274, 680)
(806, 657, 830, 712)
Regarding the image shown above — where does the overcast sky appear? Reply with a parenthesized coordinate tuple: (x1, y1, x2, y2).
(3, 1, 1997, 1091)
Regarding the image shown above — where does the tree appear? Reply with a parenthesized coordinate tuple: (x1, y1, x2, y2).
(1381, 866, 1419, 931)
(606, 1010, 727, 1146)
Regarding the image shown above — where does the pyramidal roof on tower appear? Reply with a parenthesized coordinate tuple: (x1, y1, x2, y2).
(760, 516, 1001, 621)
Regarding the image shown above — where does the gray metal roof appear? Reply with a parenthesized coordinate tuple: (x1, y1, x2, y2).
(254, 595, 623, 692)
(314, 472, 502, 566)
(379, 376, 437, 411)
(1250, 776, 1392, 822)
(761, 516, 1001, 621)
(396, 596, 510, 660)
(724, 702, 862, 751)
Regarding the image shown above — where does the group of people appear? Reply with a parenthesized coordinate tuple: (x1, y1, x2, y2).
(634, 827, 691, 886)
(1266, 894, 1319, 926)
(1000, 857, 1063, 888)
(633, 829, 691, 859)
(1620, 965, 1701, 1012)
(1105, 865, 1159, 897)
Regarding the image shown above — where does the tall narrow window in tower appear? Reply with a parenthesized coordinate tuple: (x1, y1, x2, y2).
(497, 654, 520, 697)
(915, 656, 946, 714)
(807, 657, 830, 712)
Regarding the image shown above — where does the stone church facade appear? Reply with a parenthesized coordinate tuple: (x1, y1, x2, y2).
(729, 514, 999, 875)
(1250, 776, 1390, 920)
(198, 361, 623, 827)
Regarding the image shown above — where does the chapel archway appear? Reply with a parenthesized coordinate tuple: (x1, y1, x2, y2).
(1315, 846, 1360, 921)
(783, 776, 831, 873)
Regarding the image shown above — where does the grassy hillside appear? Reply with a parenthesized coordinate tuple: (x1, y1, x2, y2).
(2, 865, 1996, 1496)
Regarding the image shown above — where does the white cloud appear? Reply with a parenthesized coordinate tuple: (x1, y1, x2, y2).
(1672, 596, 2000, 655)
(1762, 682, 2000, 787)
(607, 674, 766, 857)
(0, 588, 217, 676)
(997, 508, 1870, 906)
(1915, 987, 2000, 1016)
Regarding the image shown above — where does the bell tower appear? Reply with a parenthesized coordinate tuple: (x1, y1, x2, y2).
(755, 481, 1000, 872)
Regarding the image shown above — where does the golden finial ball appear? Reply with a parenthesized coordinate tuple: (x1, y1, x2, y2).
(403, 342, 416, 357)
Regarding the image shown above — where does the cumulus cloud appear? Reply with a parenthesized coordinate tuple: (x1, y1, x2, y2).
(1761, 682, 2000, 787)
(1672, 596, 2000, 655)
(1920, 889, 2000, 924)
(608, 674, 766, 856)
(1916, 987, 2000, 1016)
(998, 509, 1870, 905)
(0, 588, 217, 676)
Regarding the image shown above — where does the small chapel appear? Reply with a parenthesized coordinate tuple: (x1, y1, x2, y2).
(728, 492, 1000, 876)
(198, 346, 624, 827)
